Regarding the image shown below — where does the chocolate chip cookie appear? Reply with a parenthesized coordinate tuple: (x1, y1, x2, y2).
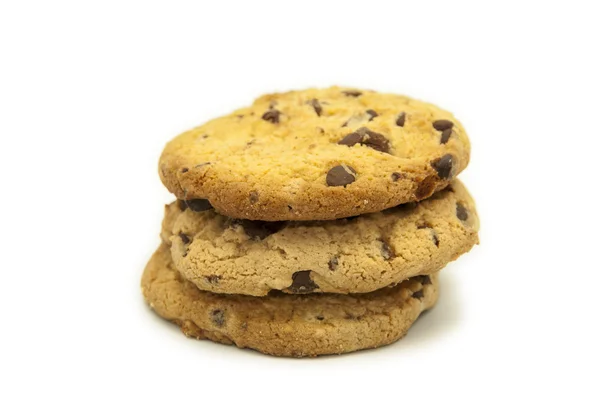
(159, 87, 470, 221)
(162, 180, 478, 296)
(142, 244, 439, 357)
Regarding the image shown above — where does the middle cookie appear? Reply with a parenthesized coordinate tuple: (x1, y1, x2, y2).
(164, 180, 479, 296)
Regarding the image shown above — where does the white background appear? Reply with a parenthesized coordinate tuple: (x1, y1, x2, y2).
(1, 1, 599, 397)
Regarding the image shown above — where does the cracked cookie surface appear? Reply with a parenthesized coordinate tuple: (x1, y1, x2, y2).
(159, 86, 470, 221)
(162, 180, 478, 296)
(141, 244, 439, 357)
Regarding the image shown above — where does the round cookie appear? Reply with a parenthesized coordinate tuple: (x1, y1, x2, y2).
(163, 180, 478, 296)
(159, 86, 470, 221)
(142, 244, 439, 358)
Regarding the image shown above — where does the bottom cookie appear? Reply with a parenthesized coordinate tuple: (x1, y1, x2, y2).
(142, 244, 439, 357)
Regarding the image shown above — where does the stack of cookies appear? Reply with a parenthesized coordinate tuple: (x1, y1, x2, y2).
(142, 87, 479, 357)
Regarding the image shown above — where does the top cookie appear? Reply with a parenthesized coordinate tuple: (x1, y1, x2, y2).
(160, 87, 470, 221)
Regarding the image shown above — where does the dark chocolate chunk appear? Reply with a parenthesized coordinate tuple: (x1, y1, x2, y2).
(316, 315, 325, 321)
(288, 271, 319, 293)
(181, 167, 189, 173)
(261, 109, 281, 124)
(412, 290, 424, 299)
(380, 240, 395, 260)
(328, 256, 339, 271)
(396, 112, 406, 127)
(342, 90, 362, 97)
(185, 199, 213, 212)
(338, 132, 362, 146)
(211, 309, 225, 327)
(338, 127, 390, 153)
(235, 220, 284, 240)
(391, 172, 402, 182)
(431, 155, 454, 180)
(440, 129, 452, 144)
(205, 275, 221, 284)
(433, 120, 453, 131)
(456, 202, 469, 221)
(309, 99, 322, 116)
(366, 109, 378, 121)
(326, 165, 356, 187)
(249, 190, 259, 204)
(179, 233, 191, 244)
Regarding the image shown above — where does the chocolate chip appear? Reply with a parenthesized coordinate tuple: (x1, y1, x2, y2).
(179, 233, 191, 244)
(431, 154, 454, 180)
(396, 112, 406, 127)
(431, 231, 440, 247)
(366, 109, 378, 121)
(433, 120, 453, 131)
(342, 90, 362, 97)
(261, 109, 281, 124)
(288, 271, 319, 293)
(177, 200, 188, 211)
(309, 99, 322, 116)
(181, 167, 189, 173)
(338, 132, 361, 146)
(234, 220, 284, 240)
(391, 172, 402, 182)
(211, 309, 225, 327)
(326, 165, 356, 187)
(415, 175, 437, 200)
(249, 191, 259, 204)
(440, 129, 452, 144)
(338, 127, 390, 153)
(418, 275, 432, 285)
(379, 240, 395, 260)
(456, 202, 469, 221)
(328, 256, 339, 271)
(185, 199, 213, 212)
(316, 315, 325, 321)
(205, 275, 221, 284)
(412, 290, 424, 299)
